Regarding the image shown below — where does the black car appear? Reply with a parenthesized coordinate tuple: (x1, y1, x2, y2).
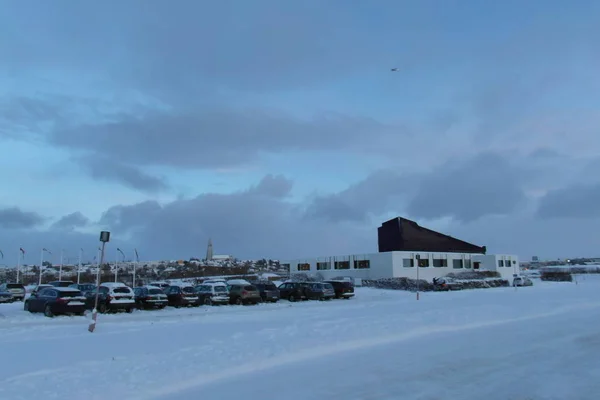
(164, 285, 201, 307)
(133, 286, 168, 309)
(324, 280, 355, 299)
(69, 283, 97, 296)
(24, 287, 87, 317)
(252, 281, 280, 303)
(278, 282, 307, 302)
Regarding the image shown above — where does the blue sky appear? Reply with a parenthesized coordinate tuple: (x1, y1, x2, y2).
(1, 0, 600, 263)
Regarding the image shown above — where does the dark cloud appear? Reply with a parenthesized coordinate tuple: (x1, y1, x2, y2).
(305, 170, 413, 223)
(51, 212, 90, 231)
(0, 207, 45, 229)
(47, 109, 399, 170)
(537, 183, 600, 219)
(406, 153, 527, 222)
(77, 155, 168, 193)
(96, 175, 373, 259)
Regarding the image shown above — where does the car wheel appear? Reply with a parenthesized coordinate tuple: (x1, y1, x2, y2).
(126, 307, 134, 313)
(235, 297, 244, 305)
(98, 303, 107, 313)
(204, 297, 212, 306)
(44, 304, 53, 318)
(24, 301, 30, 312)
(289, 294, 296, 302)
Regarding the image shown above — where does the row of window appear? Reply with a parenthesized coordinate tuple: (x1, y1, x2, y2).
(402, 258, 472, 268)
(297, 260, 371, 271)
(498, 260, 515, 267)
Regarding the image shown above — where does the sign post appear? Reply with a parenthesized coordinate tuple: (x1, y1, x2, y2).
(415, 254, 420, 300)
(89, 231, 110, 333)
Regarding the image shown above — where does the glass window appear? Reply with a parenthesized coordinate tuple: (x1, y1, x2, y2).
(403, 258, 414, 268)
(452, 259, 463, 269)
(334, 261, 350, 270)
(316, 262, 331, 270)
(354, 260, 370, 269)
(418, 258, 430, 267)
(433, 259, 447, 267)
(464, 259, 472, 268)
(297, 263, 310, 271)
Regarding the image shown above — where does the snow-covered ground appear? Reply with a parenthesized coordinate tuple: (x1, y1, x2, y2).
(2, 279, 600, 399)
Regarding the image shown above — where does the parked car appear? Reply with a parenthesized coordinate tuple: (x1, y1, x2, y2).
(252, 281, 280, 303)
(148, 281, 170, 290)
(513, 275, 533, 287)
(302, 282, 335, 300)
(69, 283, 97, 296)
(278, 282, 308, 302)
(133, 286, 168, 309)
(30, 284, 53, 297)
(227, 284, 261, 305)
(84, 282, 135, 313)
(0, 283, 25, 302)
(0, 288, 13, 303)
(48, 280, 75, 288)
(24, 287, 87, 317)
(324, 280, 355, 299)
(194, 283, 230, 305)
(164, 285, 201, 307)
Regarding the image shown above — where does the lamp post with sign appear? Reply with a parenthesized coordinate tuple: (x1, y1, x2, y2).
(89, 231, 110, 333)
(415, 254, 420, 300)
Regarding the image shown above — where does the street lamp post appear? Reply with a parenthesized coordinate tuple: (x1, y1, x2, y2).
(133, 248, 139, 287)
(89, 231, 110, 333)
(39, 248, 51, 285)
(115, 248, 125, 283)
(58, 249, 65, 281)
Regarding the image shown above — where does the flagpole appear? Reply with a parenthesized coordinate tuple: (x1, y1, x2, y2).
(133, 249, 138, 287)
(77, 248, 83, 284)
(39, 248, 44, 285)
(16, 249, 21, 283)
(115, 248, 118, 282)
(59, 249, 64, 280)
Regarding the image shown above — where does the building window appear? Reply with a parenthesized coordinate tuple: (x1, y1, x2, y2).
(354, 260, 370, 269)
(297, 263, 310, 271)
(403, 258, 414, 268)
(464, 259, 472, 269)
(433, 259, 447, 267)
(418, 258, 429, 267)
(280, 263, 290, 271)
(498, 260, 504, 267)
(316, 262, 331, 270)
(334, 261, 350, 270)
(452, 259, 463, 269)
(512, 260, 516, 264)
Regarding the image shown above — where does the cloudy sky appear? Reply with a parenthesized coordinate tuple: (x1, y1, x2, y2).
(1, 0, 599, 264)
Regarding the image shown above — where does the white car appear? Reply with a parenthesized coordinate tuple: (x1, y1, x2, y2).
(87, 282, 136, 313)
(194, 283, 230, 305)
(512, 276, 533, 287)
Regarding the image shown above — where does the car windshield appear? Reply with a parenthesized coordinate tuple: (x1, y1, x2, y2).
(323, 283, 333, 289)
(6, 284, 24, 289)
(214, 286, 227, 293)
(182, 287, 195, 293)
(82, 284, 96, 291)
(113, 287, 130, 294)
(149, 289, 163, 294)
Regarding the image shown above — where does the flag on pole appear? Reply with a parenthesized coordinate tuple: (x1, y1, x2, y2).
(20, 248, 25, 255)
(134, 248, 139, 262)
(43, 248, 51, 254)
(0, 250, 3, 259)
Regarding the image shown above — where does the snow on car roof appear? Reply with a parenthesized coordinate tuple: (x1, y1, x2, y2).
(100, 282, 129, 287)
(226, 279, 251, 285)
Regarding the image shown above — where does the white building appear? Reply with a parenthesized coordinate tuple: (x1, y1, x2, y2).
(282, 251, 520, 284)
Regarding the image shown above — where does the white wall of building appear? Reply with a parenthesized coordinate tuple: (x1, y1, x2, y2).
(282, 251, 520, 283)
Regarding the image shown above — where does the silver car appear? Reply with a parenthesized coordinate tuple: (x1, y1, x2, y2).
(0, 283, 26, 302)
(0, 289, 13, 303)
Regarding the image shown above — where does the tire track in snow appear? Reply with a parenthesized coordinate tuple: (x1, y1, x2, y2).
(147, 301, 600, 399)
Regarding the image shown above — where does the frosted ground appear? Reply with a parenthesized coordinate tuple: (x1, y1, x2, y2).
(1, 278, 599, 400)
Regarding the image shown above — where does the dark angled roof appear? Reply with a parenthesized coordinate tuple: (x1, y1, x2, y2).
(377, 217, 486, 254)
